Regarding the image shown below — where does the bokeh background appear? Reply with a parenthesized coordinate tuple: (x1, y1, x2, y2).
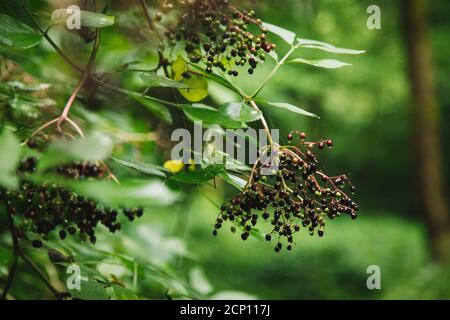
(1, 0, 449, 299)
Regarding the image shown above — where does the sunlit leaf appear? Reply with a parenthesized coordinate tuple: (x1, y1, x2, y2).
(287, 58, 351, 69)
(262, 101, 319, 119)
(0, 13, 41, 49)
(210, 290, 257, 300)
(297, 38, 365, 55)
(0, 128, 21, 187)
(219, 172, 247, 191)
(38, 133, 114, 170)
(51, 9, 115, 28)
(179, 76, 209, 102)
(262, 22, 296, 45)
(164, 160, 186, 174)
(190, 268, 213, 295)
(62, 179, 180, 207)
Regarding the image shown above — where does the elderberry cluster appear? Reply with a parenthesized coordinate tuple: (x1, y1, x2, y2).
(160, 0, 275, 76)
(2, 157, 145, 248)
(214, 132, 359, 252)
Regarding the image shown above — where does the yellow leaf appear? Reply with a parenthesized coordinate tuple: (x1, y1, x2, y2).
(179, 76, 208, 102)
(172, 56, 208, 102)
(172, 56, 187, 81)
(163, 160, 185, 173)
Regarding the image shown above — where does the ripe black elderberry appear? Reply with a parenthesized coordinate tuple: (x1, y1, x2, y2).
(5, 155, 145, 249)
(213, 131, 359, 252)
(160, 0, 275, 75)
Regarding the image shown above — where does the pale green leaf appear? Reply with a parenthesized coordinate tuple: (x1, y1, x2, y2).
(297, 38, 365, 55)
(0, 129, 21, 188)
(288, 58, 351, 69)
(262, 22, 296, 45)
(51, 9, 115, 28)
(262, 101, 319, 118)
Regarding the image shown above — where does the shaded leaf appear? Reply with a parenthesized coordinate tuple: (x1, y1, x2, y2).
(111, 157, 167, 178)
(140, 73, 188, 89)
(183, 104, 244, 128)
(0, 13, 41, 49)
(131, 95, 172, 124)
(219, 102, 261, 123)
(171, 165, 224, 184)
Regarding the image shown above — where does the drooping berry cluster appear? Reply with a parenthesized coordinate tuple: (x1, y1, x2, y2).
(213, 132, 359, 252)
(2, 157, 144, 248)
(160, 0, 275, 76)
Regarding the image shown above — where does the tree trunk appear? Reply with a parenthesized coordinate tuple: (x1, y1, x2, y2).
(403, 0, 450, 262)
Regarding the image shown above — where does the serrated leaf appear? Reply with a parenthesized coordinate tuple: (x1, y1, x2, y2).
(131, 95, 172, 124)
(111, 157, 167, 178)
(297, 38, 365, 55)
(0, 128, 21, 187)
(51, 9, 115, 28)
(179, 76, 209, 102)
(183, 104, 244, 128)
(171, 165, 224, 184)
(219, 102, 261, 123)
(0, 13, 41, 49)
(262, 101, 319, 118)
(288, 58, 351, 69)
(262, 22, 296, 45)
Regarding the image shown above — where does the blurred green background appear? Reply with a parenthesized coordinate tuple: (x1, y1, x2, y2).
(1, 0, 449, 299)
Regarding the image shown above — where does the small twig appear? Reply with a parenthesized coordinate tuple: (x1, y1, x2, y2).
(19, 252, 63, 299)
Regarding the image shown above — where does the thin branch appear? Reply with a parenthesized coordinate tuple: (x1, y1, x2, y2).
(19, 252, 63, 299)
(250, 43, 300, 98)
(57, 29, 101, 130)
(249, 100, 273, 144)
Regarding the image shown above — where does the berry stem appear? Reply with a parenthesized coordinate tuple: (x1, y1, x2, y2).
(250, 42, 300, 99)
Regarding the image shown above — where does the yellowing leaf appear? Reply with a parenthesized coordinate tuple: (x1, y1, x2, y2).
(172, 56, 208, 102)
(179, 76, 208, 102)
(172, 56, 187, 81)
(164, 160, 185, 174)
